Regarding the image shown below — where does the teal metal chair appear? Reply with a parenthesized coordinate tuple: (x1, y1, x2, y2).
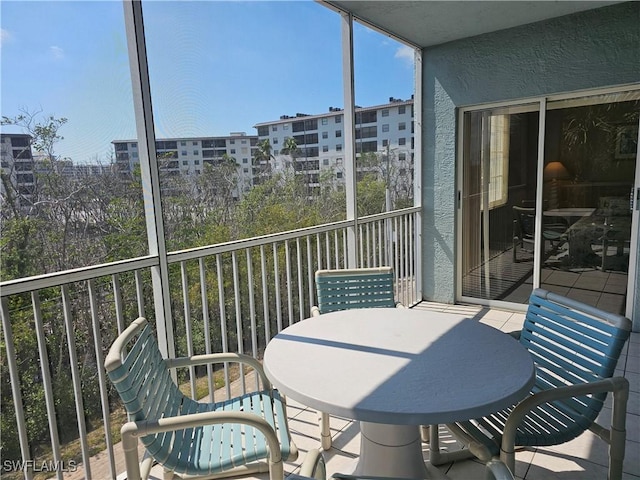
(311, 267, 401, 316)
(311, 267, 403, 449)
(430, 288, 631, 480)
(105, 317, 326, 480)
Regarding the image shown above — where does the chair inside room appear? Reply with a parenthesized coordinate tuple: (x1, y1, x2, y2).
(310, 266, 403, 449)
(429, 288, 631, 480)
(105, 317, 326, 480)
(512, 206, 568, 263)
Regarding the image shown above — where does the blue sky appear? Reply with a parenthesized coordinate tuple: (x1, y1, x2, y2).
(1, 1, 415, 164)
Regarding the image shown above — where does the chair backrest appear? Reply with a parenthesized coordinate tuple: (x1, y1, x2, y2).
(523, 289, 631, 423)
(513, 206, 535, 241)
(315, 267, 396, 313)
(105, 318, 194, 453)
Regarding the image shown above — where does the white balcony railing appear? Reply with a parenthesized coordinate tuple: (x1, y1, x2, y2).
(0, 206, 420, 480)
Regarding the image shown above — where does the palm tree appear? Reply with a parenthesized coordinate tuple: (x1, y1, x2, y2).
(253, 139, 275, 180)
(280, 137, 299, 171)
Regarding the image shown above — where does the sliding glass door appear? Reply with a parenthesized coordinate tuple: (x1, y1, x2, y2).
(459, 89, 639, 315)
(540, 92, 639, 314)
(460, 103, 541, 302)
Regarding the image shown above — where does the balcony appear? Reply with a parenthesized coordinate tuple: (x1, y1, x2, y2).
(1, 1, 638, 479)
(2, 207, 638, 480)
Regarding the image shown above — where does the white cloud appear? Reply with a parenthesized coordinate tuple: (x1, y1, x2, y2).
(395, 45, 415, 66)
(0, 29, 12, 47)
(49, 45, 65, 60)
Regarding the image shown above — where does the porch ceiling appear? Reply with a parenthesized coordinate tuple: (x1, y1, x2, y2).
(321, 1, 626, 48)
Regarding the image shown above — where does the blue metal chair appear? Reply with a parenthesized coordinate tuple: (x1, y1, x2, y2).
(311, 267, 403, 449)
(430, 288, 631, 480)
(311, 267, 401, 316)
(105, 317, 325, 480)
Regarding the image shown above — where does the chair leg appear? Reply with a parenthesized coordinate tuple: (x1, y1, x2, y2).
(428, 424, 476, 466)
(420, 425, 430, 443)
(608, 380, 629, 480)
(162, 468, 174, 480)
(121, 425, 142, 480)
(320, 412, 332, 450)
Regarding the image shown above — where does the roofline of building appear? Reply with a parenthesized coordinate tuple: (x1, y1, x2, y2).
(253, 97, 414, 128)
(1, 133, 32, 139)
(111, 133, 258, 144)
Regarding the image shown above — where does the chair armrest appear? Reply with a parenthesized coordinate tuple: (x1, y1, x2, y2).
(311, 305, 321, 316)
(486, 458, 515, 480)
(165, 352, 270, 388)
(295, 449, 326, 480)
(501, 377, 629, 462)
(121, 410, 284, 480)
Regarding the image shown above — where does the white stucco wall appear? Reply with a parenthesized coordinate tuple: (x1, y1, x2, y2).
(420, 2, 640, 311)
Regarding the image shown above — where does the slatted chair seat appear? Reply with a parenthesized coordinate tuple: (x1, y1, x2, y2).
(430, 288, 631, 480)
(105, 317, 323, 480)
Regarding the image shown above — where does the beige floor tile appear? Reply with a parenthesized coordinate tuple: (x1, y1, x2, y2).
(525, 449, 611, 479)
(442, 458, 489, 479)
(480, 309, 515, 323)
(329, 422, 361, 456)
(479, 318, 505, 329)
(502, 320, 526, 333)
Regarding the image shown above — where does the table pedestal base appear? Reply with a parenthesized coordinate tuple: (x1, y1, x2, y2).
(355, 422, 429, 479)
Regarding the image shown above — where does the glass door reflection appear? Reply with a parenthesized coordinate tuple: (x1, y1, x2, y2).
(540, 92, 639, 314)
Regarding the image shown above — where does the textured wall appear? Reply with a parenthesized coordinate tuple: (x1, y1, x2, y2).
(420, 2, 640, 306)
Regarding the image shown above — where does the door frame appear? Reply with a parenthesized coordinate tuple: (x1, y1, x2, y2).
(456, 85, 640, 322)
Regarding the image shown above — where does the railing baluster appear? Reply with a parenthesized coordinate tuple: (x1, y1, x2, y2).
(273, 242, 283, 333)
(180, 261, 197, 399)
(1, 298, 33, 480)
(260, 245, 271, 345)
(377, 220, 383, 267)
(31, 291, 63, 480)
(87, 280, 116, 479)
(409, 212, 415, 305)
(112, 274, 125, 334)
(199, 257, 215, 399)
(231, 251, 246, 394)
(285, 240, 293, 326)
(135, 269, 145, 318)
(216, 254, 231, 398)
(342, 228, 348, 268)
(394, 217, 400, 301)
(358, 224, 364, 267)
(296, 238, 304, 322)
(316, 233, 322, 271)
(334, 230, 339, 268)
(61, 285, 92, 479)
(400, 214, 407, 306)
(246, 248, 259, 390)
(307, 236, 314, 316)
(367, 223, 375, 267)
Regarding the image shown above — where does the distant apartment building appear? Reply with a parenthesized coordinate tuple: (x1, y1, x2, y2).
(253, 97, 415, 196)
(1, 133, 35, 206)
(112, 132, 258, 197)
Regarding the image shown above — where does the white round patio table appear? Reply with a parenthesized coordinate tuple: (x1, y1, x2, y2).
(263, 308, 535, 479)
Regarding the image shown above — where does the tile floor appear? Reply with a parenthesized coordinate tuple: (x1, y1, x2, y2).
(141, 301, 640, 479)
